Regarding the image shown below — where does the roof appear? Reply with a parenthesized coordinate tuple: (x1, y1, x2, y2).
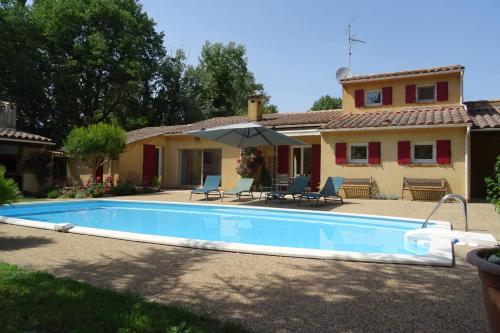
(126, 109, 342, 143)
(465, 100, 500, 129)
(322, 105, 471, 130)
(0, 127, 54, 144)
(340, 65, 464, 83)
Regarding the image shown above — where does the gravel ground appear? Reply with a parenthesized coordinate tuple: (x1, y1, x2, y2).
(1, 193, 499, 333)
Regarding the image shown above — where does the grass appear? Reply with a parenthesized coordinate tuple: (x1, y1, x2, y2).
(0, 262, 248, 333)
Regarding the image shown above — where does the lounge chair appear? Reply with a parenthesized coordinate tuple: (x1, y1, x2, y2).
(221, 178, 254, 202)
(298, 177, 344, 206)
(189, 175, 221, 200)
(265, 175, 309, 204)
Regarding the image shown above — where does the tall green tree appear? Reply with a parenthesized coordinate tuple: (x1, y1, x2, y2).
(31, 0, 164, 140)
(310, 95, 342, 111)
(196, 42, 266, 118)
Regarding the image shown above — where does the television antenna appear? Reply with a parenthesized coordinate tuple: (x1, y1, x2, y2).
(347, 17, 366, 68)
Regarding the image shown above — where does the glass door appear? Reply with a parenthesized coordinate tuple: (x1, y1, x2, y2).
(180, 149, 222, 186)
(292, 146, 312, 177)
(181, 150, 202, 186)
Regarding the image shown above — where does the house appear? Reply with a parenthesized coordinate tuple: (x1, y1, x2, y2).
(0, 101, 64, 193)
(68, 65, 500, 201)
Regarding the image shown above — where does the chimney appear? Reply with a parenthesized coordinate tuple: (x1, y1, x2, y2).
(0, 101, 16, 129)
(247, 94, 264, 121)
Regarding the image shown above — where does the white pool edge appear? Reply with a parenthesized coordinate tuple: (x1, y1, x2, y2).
(0, 199, 453, 266)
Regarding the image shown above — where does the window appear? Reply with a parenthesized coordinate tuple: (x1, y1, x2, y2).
(348, 143, 368, 164)
(366, 90, 382, 106)
(416, 85, 435, 102)
(411, 142, 435, 164)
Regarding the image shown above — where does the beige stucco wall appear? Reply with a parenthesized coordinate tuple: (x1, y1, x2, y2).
(320, 127, 467, 198)
(117, 135, 241, 190)
(342, 72, 462, 113)
(67, 158, 119, 185)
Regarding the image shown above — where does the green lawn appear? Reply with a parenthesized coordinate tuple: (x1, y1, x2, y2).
(0, 263, 247, 333)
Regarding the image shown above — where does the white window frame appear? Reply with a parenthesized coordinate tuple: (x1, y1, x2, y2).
(411, 142, 436, 164)
(416, 85, 436, 103)
(366, 90, 382, 107)
(292, 145, 312, 177)
(348, 143, 369, 164)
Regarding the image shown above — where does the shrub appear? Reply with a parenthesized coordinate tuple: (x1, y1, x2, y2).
(47, 188, 62, 199)
(74, 191, 87, 199)
(485, 155, 500, 213)
(0, 165, 20, 205)
(152, 176, 160, 191)
(111, 180, 137, 196)
(60, 187, 77, 198)
(83, 176, 113, 198)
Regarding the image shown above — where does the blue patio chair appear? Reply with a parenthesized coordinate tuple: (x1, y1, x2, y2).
(298, 177, 344, 206)
(189, 175, 221, 200)
(265, 175, 310, 204)
(222, 178, 254, 202)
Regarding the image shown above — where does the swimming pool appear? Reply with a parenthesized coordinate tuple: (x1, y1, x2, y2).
(0, 200, 452, 266)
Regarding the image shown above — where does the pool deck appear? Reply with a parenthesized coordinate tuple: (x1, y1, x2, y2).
(1, 191, 499, 332)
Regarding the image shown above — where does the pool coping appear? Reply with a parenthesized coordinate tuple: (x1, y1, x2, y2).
(0, 199, 453, 266)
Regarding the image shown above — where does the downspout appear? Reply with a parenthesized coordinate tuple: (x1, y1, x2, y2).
(465, 123, 471, 202)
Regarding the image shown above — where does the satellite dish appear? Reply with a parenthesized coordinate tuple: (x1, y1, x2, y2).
(336, 67, 352, 83)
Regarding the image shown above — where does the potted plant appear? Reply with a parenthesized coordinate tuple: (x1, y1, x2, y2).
(467, 247, 500, 332)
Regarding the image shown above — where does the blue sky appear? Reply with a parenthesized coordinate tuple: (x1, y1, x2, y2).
(141, 0, 500, 113)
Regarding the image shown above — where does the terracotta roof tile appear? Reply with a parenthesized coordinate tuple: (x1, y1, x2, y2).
(340, 65, 464, 83)
(468, 107, 500, 129)
(322, 106, 471, 130)
(126, 110, 342, 143)
(0, 127, 53, 144)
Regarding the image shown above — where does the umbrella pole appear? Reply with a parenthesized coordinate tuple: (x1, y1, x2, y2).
(273, 145, 276, 191)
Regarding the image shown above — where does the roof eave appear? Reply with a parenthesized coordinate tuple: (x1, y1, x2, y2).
(320, 123, 469, 133)
(0, 137, 55, 145)
(340, 69, 464, 85)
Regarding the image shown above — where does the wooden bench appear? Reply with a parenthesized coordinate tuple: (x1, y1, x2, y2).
(402, 177, 447, 201)
(340, 177, 373, 199)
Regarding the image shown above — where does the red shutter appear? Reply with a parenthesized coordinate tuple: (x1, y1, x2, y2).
(311, 144, 321, 191)
(277, 145, 289, 173)
(143, 144, 158, 186)
(382, 87, 392, 105)
(335, 143, 347, 164)
(436, 82, 448, 101)
(405, 85, 416, 103)
(368, 142, 381, 164)
(398, 141, 411, 165)
(436, 140, 451, 164)
(355, 89, 364, 107)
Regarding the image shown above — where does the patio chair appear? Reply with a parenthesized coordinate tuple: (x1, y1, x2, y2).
(265, 175, 310, 204)
(189, 175, 221, 200)
(273, 173, 290, 191)
(298, 177, 344, 206)
(222, 178, 254, 202)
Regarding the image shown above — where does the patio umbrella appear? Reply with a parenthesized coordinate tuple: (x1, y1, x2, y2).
(186, 123, 307, 184)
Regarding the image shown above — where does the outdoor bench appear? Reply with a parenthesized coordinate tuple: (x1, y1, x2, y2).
(402, 177, 447, 201)
(340, 177, 373, 199)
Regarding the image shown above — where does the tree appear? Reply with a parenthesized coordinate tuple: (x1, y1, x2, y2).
(310, 95, 342, 111)
(64, 123, 126, 176)
(0, 0, 165, 141)
(152, 50, 204, 125)
(485, 155, 500, 213)
(196, 42, 265, 118)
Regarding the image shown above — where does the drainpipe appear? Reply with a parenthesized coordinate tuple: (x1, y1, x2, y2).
(465, 124, 471, 202)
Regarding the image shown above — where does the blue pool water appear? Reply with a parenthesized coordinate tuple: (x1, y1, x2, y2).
(0, 200, 430, 255)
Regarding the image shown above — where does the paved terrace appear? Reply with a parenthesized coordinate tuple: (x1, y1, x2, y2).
(1, 191, 499, 333)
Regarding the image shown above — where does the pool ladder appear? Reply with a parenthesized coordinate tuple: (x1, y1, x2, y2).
(422, 194, 468, 231)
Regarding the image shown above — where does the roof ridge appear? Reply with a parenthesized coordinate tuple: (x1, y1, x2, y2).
(341, 64, 464, 82)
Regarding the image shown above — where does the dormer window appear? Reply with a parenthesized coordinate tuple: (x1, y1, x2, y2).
(416, 85, 436, 102)
(366, 90, 382, 106)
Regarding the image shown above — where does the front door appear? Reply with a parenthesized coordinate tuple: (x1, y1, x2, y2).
(143, 144, 158, 186)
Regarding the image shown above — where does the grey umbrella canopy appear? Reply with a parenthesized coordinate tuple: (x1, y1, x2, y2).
(186, 123, 306, 186)
(186, 122, 306, 148)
